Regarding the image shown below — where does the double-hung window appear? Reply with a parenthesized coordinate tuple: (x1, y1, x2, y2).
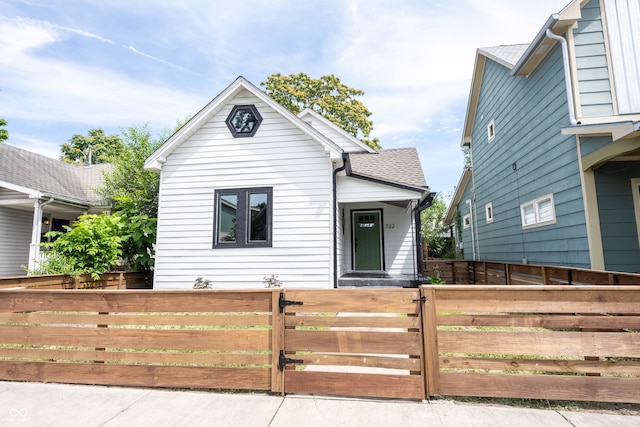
(214, 187, 272, 248)
(520, 194, 556, 229)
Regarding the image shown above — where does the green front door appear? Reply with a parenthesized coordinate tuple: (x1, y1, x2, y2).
(353, 211, 383, 271)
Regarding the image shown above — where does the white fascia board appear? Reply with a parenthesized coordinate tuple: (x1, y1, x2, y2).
(0, 180, 41, 198)
(298, 109, 376, 153)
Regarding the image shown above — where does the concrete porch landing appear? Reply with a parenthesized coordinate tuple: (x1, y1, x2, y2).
(338, 273, 423, 288)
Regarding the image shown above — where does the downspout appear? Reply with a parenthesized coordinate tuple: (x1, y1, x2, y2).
(466, 199, 477, 260)
(332, 154, 348, 288)
(545, 29, 579, 126)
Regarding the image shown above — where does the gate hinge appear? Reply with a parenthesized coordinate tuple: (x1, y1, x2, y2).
(278, 350, 304, 372)
(413, 296, 427, 303)
(279, 292, 303, 313)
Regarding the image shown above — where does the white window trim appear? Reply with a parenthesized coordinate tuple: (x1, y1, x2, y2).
(487, 119, 496, 143)
(520, 193, 556, 229)
(463, 213, 471, 229)
(485, 202, 493, 224)
(632, 179, 640, 248)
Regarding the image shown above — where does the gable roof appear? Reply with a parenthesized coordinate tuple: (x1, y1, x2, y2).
(297, 108, 376, 154)
(347, 148, 427, 192)
(0, 143, 110, 206)
(462, 0, 588, 146)
(144, 76, 346, 172)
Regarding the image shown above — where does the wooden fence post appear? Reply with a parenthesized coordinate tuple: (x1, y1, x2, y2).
(271, 290, 285, 395)
(421, 287, 440, 398)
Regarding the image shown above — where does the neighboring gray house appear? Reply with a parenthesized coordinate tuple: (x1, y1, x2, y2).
(445, 0, 640, 273)
(0, 144, 111, 277)
(145, 76, 434, 289)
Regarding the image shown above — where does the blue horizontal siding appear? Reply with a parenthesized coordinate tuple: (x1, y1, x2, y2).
(466, 41, 590, 269)
(574, 0, 614, 117)
(595, 161, 640, 273)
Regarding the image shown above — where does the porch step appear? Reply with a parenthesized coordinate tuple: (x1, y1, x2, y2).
(338, 275, 421, 288)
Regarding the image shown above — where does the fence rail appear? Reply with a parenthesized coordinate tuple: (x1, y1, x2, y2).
(0, 272, 153, 290)
(1, 286, 639, 403)
(424, 260, 640, 285)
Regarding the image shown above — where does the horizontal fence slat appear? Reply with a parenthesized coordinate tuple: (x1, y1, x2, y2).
(0, 325, 271, 351)
(283, 289, 420, 314)
(438, 330, 640, 358)
(285, 330, 421, 355)
(438, 372, 640, 404)
(1, 290, 273, 313)
(437, 314, 640, 329)
(440, 356, 640, 375)
(296, 353, 420, 371)
(285, 315, 420, 329)
(0, 361, 271, 391)
(285, 371, 423, 399)
(431, 286, 640, 313)
(0, 347, 271, 366)
(0, 312, 272, 327)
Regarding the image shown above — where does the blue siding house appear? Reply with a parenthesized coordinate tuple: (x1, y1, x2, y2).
(445, 0, 640, 273)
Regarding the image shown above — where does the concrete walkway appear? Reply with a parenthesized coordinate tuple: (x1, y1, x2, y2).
(1, 381, 638, 427)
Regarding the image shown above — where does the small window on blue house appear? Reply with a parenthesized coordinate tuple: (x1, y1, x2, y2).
(520, 194, 556, 229)
(214, 187, 272, 248)
(487, 119, 496, 143)
(463, 214, 471, 229)
(485, 202, 493, 224)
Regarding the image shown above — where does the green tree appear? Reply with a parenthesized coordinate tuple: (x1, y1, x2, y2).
(98, 124, 162, 217)
(421, 194, 454, 259)
(43, 214, 124, 279)
(0, 118, 8, 142)
(261, 73, 381, 149)
(60, 128, 124, 164)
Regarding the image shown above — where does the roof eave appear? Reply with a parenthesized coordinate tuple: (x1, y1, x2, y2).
(444, 167, 473, 225)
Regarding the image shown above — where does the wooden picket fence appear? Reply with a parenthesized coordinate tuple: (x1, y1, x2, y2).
(0, 286, 639, 403)
(424, 259, 640, 285)
(0, 272, 153, 290)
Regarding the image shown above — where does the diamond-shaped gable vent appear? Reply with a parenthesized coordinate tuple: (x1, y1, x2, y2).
(225, 104, 262, 138)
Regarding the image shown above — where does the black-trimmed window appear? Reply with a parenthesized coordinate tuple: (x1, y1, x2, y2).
(225, 105, 262, 138)
(214, 187, 272, 248)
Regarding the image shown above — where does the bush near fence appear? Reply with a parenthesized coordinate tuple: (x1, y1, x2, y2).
(0, 286, 638, 404)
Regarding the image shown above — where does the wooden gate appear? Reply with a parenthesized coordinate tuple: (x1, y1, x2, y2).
(276, 289, 426, 400)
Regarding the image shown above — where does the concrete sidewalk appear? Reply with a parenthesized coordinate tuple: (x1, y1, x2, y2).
(1, 381, 638, 427)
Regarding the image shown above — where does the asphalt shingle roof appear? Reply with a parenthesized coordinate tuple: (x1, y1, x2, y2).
(348, 148, 428, 190)
(0, 143, 110, 205)
(479, 44, 530, 68)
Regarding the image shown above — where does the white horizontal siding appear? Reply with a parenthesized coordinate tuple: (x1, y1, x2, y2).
(604, 0, 640, 114)
(154, 89, 334, 290)
(0, 206, 32, 277)
(337, 176, 422, 203)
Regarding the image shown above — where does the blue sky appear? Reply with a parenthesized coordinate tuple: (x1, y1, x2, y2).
(1, 0, 570, 200)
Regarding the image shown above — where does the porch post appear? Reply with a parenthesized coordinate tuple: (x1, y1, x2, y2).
(27, 199, 43, 272)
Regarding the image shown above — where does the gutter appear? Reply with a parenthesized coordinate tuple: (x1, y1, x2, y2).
(332, 154, 348, 288)
(511, 15, 559, 76)
(413, 191, 436, 278)
(545, 29, 579, 126)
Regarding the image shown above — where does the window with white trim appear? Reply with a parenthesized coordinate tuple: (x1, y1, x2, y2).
(485, 202, 493, 224)
(520, 194, 556, 229)
(487, 119, 496, 143)
(463, 213, 471, 229)
(214, 187, 272, 248)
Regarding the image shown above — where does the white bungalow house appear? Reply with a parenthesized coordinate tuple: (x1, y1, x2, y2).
(0, 144, 111, 277)
(145, 76, 434, 289)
